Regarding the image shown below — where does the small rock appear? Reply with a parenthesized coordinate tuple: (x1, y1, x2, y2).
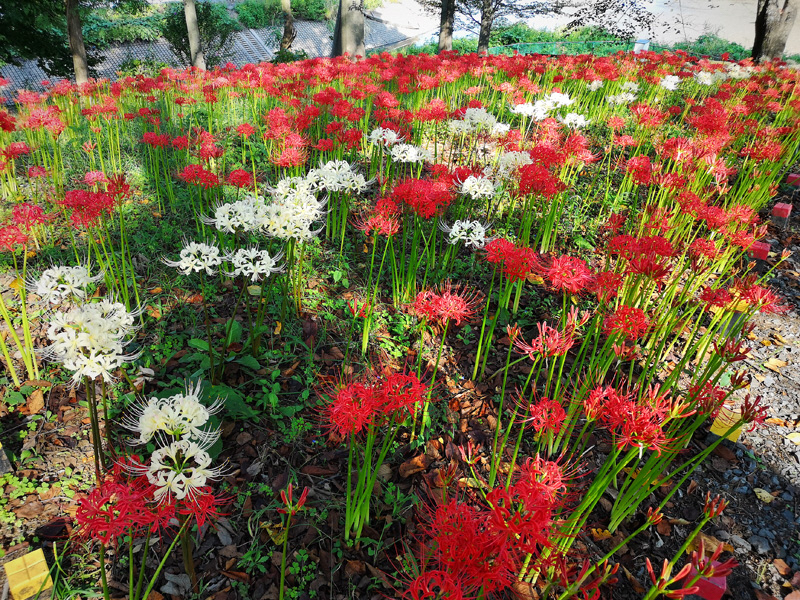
(749, 535, 772, 555)
(160, 573, 191, 596)
(236, 432, 253, 445)
(715, 529, 731, 541)
(730, 535, 752, 552)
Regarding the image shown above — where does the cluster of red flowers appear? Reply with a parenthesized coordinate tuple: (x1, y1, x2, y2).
(405, 457, 566, 597)
(59, 189, 115, 228)
(485, 238, 537, 282)
(391, 179, 453, 219)
(411, 282, 481, 326)
(179, 164, 220, 188)
(323, 371, 427, 439)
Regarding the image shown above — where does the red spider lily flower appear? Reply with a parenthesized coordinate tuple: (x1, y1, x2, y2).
(422, 499, 515, 593)
(226, 169, 253, 188)
(378, 371, 428, 416)
(172, 136, 190, 149)
(348, 298, 369, 318)
(711, 338, 750, 363)
(522, 396, 567, 434)
(626, 155, 655, 185)
(540, 255, 594, 294)
(392, 179, 453, 219)
(411, 289, 439, 321)
(740, 284, 789, 314)
(513, 322, 575, 359)
(429, 282, 481, 326)
(698, 287, 732, 309)
(739, 394, 767, 430)
(645, 558, 698, 599)
(272, 145, 308, 168)
(278, 483, 309, 516)
(0, 225, 28, 252)
(27, 166, 48, 178)
(236, 123, 255, 137)
(12, 204, 49, 230)
(645, 507, 664, 526)
(703, 492, 728, 519)
(179, 486, 227, 528)
(322, 382, 378, 438)
(141, 132, 170, 148)
(107, 173, 131, 199)
(179, 164, 219, 188)
(485, 238, 537, 282)
(605, 213, 627, 233)
(1, 142, 30, 160)
(59, 189, 115, 228)
(313, 138, 335, 152)
(627, 254, 671, 284)
(687, 382, 727, 418)
(403, 570, 465, 600)
(689, 540, 738, 580)
(353, 212, 400, 237)
(83, 170, 108, 186)
(515, 163, 566, 198)
(589, 271, 623, 303)
(603, 305, 651, 340)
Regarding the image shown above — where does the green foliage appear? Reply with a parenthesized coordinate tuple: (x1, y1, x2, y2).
(236, 0, 282, 28)
(82, 7, 165, 49)
(116, 57, 170, 78)
(235, 0, 338, 27)
(272, 47, 310, 64)
(161, 1, 241, 68)
(654, 34, 750, 60)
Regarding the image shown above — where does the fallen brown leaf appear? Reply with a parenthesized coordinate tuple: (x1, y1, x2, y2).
(399, 454, 433, 478)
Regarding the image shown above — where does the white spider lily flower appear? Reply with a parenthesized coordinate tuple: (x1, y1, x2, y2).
(495, 150, 533, 179)
(620, 81, 640, 93)
(163, 241, 222, 275)
(122, 379, 224, 445)
(27, 265, 104, 304)
(659, 75, 681, 91)
(307, 160, 372, 194)
(130, 438, 226, 501)
(224, 247, 284, 281)
(606, 92, 637, 106)
(389, 143, 433, 164)
(368, 127, 403, 147)
(460, 175, 497, 200)
(587, 80, 604, 91)
(558, 113, 590, 129)
(261, 176, 327, 241)
(201, 196, 263, 234)
(41, 299, 141, 385)
(695, 70, 724, 86)
(439, 220, 493, 248)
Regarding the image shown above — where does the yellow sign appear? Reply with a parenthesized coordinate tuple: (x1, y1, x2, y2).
(4, 549, 53, 600)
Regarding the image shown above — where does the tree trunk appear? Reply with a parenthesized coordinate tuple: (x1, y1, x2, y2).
(65, 0, 89, 84)
(752, 0, 798, 62)
(331, 0, 365, 58)
(438, 0, 455, 53)
(183, 0, 206, 70)
(476, 0, 494, 54)
(281, 0, 296, 51)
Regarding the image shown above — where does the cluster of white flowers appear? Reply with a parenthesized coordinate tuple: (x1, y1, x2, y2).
(439, 220, 492, 248)
(558, 113, 590, 129)
(725, 63, 753, 80)
(695, 70, 731, 86)
(448, 107, 510, 137)
(202, 196, 264, 234)
(510, 92, 575, 122)
(164, 241, 223, 275)
(495, 150, 533, 179)
(123, 380, 224, 445)
(389, 143, 433, 164)
(124, 380, 226, 501)
(368, 127, 403, 147)
(225, 247, 284, 281)
(606, 92, 637, 106)
(587, 80, 604, 92)
(460, 175, 497, 200)
(659, 75, 682, 91)
(307, 160, 370, 194)
(145, 438, 225, 501)
(27, 265, 103, 304)
(42, 299, 140, 384)
(621, 81, 640, 93)
(263, 177, 327, 241)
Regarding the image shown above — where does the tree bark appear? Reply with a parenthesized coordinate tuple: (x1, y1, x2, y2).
(752, 0, 798, 62)
(438, 0, 455, 53)
(476, 0, 494, 54)
(183, 0, 206, 70)
(65, 0, 89, 84)
(331, 0, 365, 58)
(281, 0, 296, 51)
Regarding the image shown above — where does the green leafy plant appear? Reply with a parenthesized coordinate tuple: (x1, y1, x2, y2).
(161, 1, 241, 68)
